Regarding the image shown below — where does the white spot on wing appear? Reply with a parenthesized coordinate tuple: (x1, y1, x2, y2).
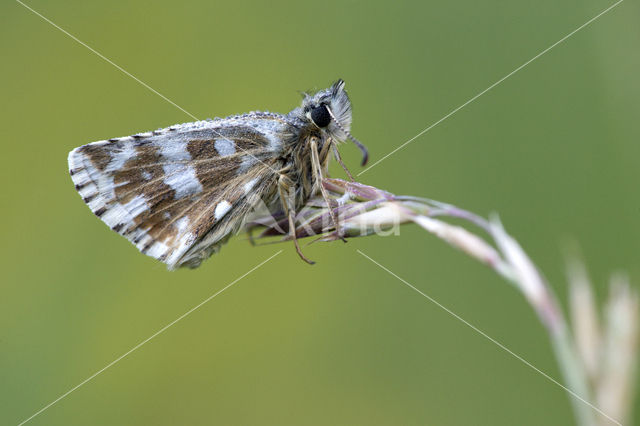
(237, 156, 256, 175)
(243, 178, 258, 194)
(122, 194, 149, 217)
(164, 164, 203, 199)
(214, 138, 236, 157)
(158, 140, 190, 162)
(165, 232, 196, 269)
(146, 241, 169, 258)
(250, 119, 285, 152)
(141, 171, 152, 180)
(174, 216, 190, 233)
(106, 143, 136, 173)
(157, 140, 203, 199)
(214, 200, 232, 220)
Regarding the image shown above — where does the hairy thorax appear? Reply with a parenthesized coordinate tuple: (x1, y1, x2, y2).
(281, 128, 332, 209)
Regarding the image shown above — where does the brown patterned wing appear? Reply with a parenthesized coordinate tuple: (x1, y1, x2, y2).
(68, 117, 291, 269)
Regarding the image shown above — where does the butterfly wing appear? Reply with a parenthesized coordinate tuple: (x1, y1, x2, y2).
(68, 115, 294, 269)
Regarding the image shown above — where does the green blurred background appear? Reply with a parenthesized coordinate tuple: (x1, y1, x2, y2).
(2, 0, 639, 424)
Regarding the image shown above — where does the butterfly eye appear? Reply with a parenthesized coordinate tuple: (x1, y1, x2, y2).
(310, 104, 331, 128)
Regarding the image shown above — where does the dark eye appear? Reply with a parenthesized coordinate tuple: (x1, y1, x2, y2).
(310, 104, 331, 128)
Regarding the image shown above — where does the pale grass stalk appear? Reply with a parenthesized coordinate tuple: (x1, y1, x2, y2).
(247, 178, 639, 426)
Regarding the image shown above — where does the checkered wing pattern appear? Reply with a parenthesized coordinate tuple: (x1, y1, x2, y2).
(68, 116, 291, 269)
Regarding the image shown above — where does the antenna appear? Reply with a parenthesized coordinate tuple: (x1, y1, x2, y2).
(326, 106, 369, 166)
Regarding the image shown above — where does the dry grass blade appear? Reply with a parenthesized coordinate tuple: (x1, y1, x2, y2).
(246, 178, 638, 426)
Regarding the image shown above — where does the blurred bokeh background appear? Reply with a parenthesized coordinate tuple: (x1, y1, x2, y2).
(1, 0, 639, 424)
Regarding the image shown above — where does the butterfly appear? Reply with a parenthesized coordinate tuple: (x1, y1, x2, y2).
(68, 79, 368, 269)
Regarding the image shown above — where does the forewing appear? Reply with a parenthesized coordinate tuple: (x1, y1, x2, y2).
(68, 117, 290, 269)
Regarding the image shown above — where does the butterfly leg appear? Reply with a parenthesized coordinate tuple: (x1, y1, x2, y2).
(277, 173, 315, 265)
(331, 143, 355, 181)
(310, 139, 346, 242)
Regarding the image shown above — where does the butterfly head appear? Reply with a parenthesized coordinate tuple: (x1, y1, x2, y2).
(301, 79, 368, 166)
